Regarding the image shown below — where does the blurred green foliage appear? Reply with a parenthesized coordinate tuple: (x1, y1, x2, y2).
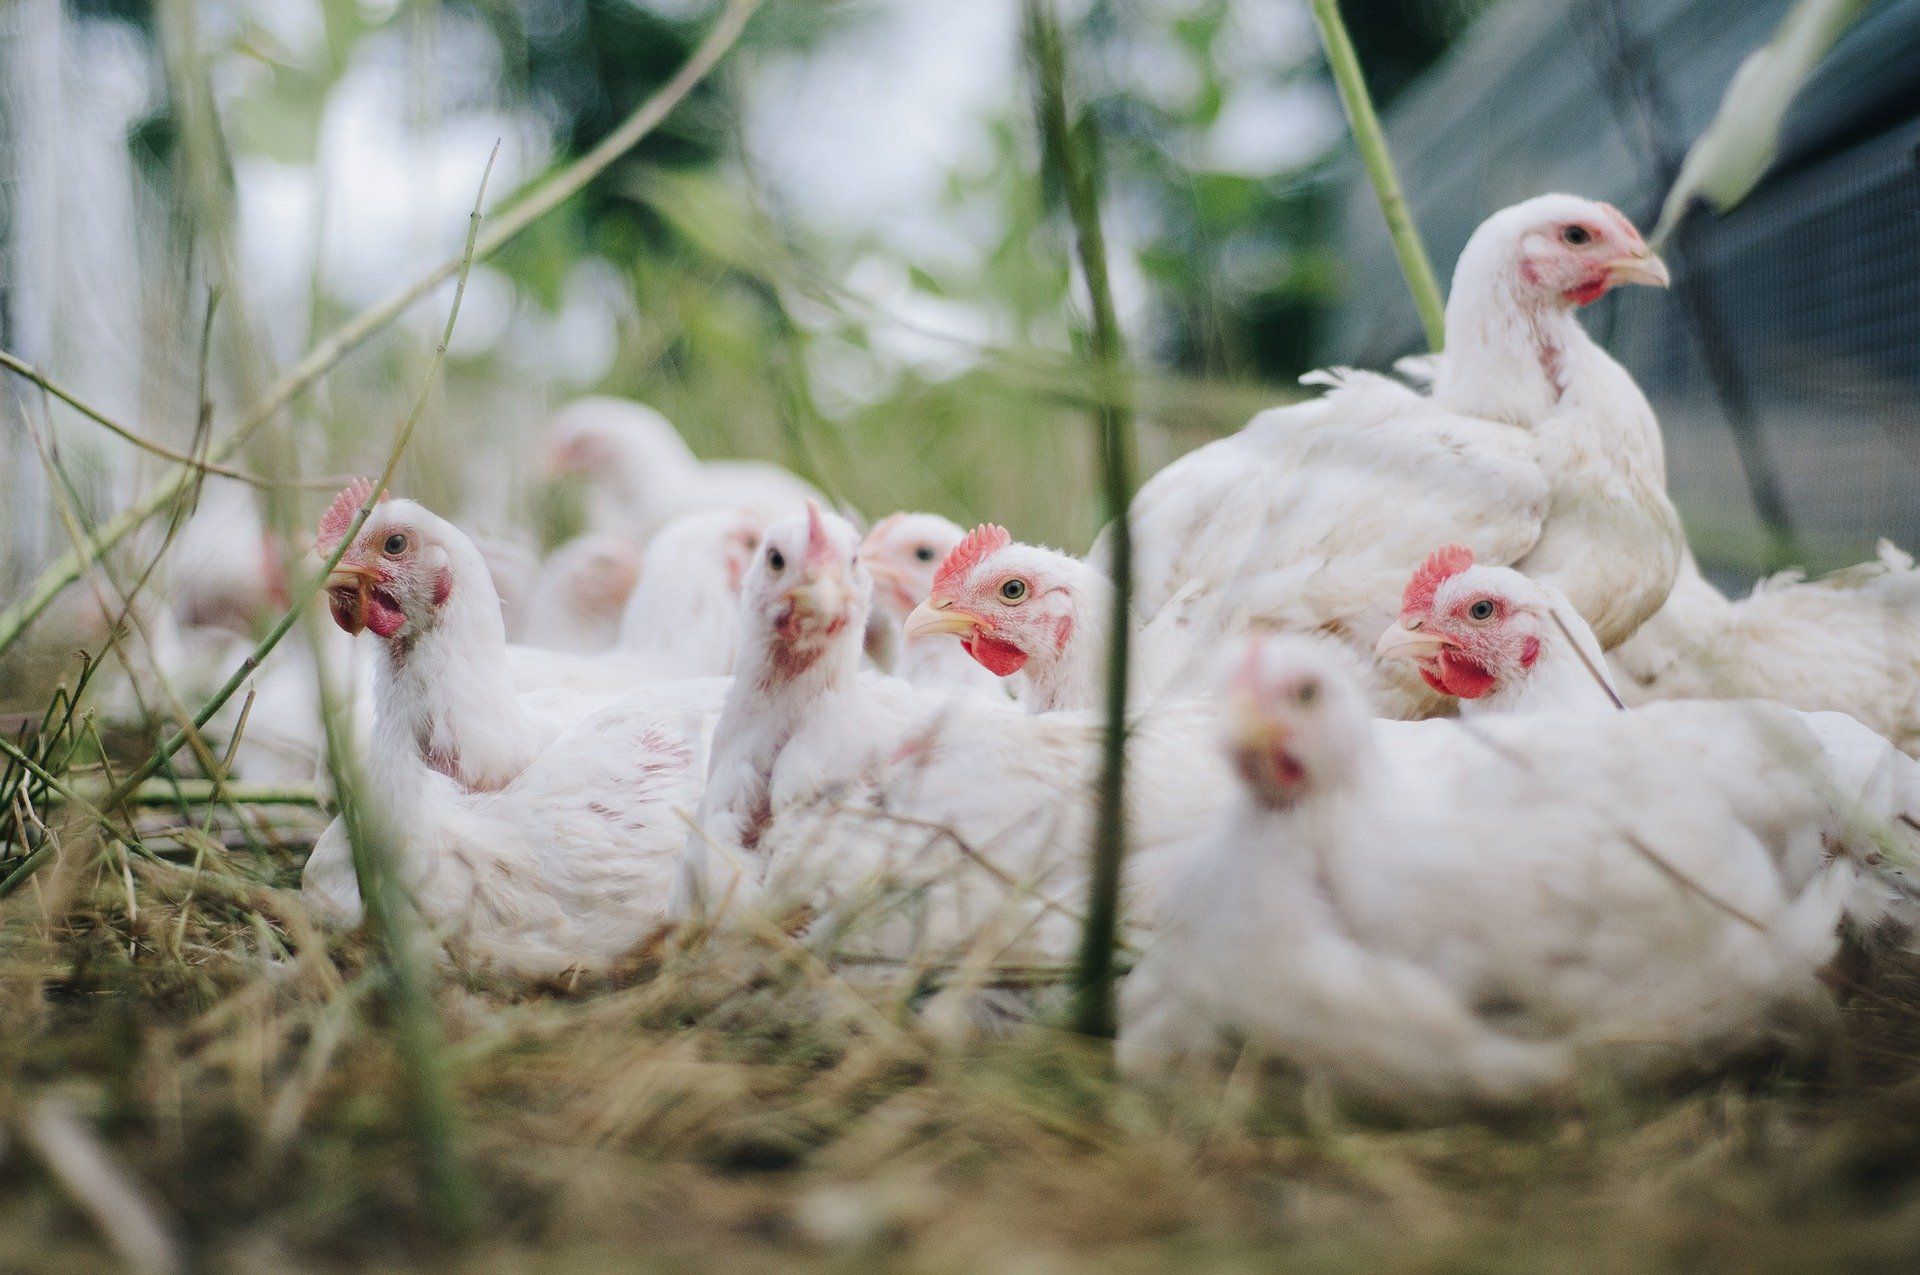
(75, 0, 1484, 552)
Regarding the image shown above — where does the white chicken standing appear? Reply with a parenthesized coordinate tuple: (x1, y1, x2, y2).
(1611, 545, 1920, 757)
(859, 513, 1012, 700)
(678, 503, 1231, 967)
(542, 397, 822, 545)
(299, 481, 723, 977)
(1119, 635, 1908, 1105)
(1111, 194, 1681, 718)
(520, 532, 644, 654)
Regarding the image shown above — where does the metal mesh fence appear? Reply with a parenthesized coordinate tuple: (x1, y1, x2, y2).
(1331, 0, 1920, 575)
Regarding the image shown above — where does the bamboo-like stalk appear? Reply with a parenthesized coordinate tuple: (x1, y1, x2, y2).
(0, 0, 762, 661)
(1023, 0, 1135, 1040)
(287, 144, 500, 1238)
(1307, 0, 1447, 352)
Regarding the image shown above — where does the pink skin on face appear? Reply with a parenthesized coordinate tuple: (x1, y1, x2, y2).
(906, 525, 1078, 679)
(1379, 545, 1542, 700)
(859, 514, 965, 622)
(319, 482, 450, 643)
(1227, 650, 1324, 809)
(1517, 203, 1667, 309)
(763, 501, 856, 680)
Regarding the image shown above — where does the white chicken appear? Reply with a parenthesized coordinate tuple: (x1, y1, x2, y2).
(1374, 545, 1920, 867)
(542, 396, 822, 545)
(678, 503, 1232, 968)
(299, 481, 723, 977)
(467, 531, 541, 642)
(1111, 194, 1681, 718)
(1119, 635, 1908, 1106)
(1611, 545, 1920, 756)
(164, 476, 289, 635)
(615, 506, 765, 679)
(860, 513, 1013, 700)
(903, 523, 1264, 713)
(520, 532, 644, 654)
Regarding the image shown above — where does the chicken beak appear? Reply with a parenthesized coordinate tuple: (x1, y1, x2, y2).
(787, 568, 850, 625)
(1374, 620, 1451, 662)
(904, 598, 983, 640)
(1606, 248, 1670, 289)
(1226, 699, 1288, 756)
(325, 562, 376, 635)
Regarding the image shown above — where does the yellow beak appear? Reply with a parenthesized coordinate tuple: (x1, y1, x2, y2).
(325, 562, 377, 591)
(1374, 620, 1451, 662)
(787, 571, 850, 623)
(903, 598, 984, 640)
(1606, 249, 1670, 289)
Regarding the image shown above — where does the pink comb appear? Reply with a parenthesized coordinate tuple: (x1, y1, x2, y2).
(934, 524, 1010, 597)
(317, 478, 383, 552)
(1402, 543, 1475, 617)
(802, 499, 835, 568)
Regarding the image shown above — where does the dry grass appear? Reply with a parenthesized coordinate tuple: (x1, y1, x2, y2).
(4, 817, 1920, 1273)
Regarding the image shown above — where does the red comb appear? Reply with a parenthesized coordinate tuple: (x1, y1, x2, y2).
(317, 478, 383, 552)
(935, 524, 1010, 597)
(1402, 543, 1475, 617)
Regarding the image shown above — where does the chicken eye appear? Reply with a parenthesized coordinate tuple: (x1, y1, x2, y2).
(914, 545, 937, 562)
(382, 533, 408, 556)
(999, 578, 1028, 603)
(1468, 599, 1497, 621)
(767, 547, 786, 572)
(1563, 224, 1591, 246)
(1295, 679, 1319, 706)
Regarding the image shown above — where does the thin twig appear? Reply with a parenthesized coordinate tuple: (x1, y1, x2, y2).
(1549, 609, 1626, 710)
(0, 350, 355, 491)
(0, 0, 763, 659)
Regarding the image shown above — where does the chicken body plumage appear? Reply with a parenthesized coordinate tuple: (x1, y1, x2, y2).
(1611, 545, 1920, 756)
(299, 487, 722, 977)
(544, 397, 820, 545)
(1120, 637, 1891, 1105)
(1112, 195, 1682, 717)
(679, 506, 1231, 968)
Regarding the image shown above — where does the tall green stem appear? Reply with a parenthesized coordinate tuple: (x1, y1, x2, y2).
(1023, 0, 1135, 1039)
(1308, 0, 1447, 351)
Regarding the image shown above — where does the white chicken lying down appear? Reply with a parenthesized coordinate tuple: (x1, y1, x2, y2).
(519, 533, 644, 654)
(860, 513, 1014, 700)
(494, 510, 766, 697)
(1111, 194, 1682, 719)
(1375, 545, 1920, 889)
(1610, 544, 1920, 757)
(677, 503, 1232, 967)
(1118, 635, 1915, 1106)
(615, 506, 767, 679)
(543, 396, 822, 545)
(299, 481, 724, 977)
(904, 523, 1285, 713)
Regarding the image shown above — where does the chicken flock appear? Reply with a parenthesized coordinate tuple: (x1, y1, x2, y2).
(60, 194, 1920, 1108)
